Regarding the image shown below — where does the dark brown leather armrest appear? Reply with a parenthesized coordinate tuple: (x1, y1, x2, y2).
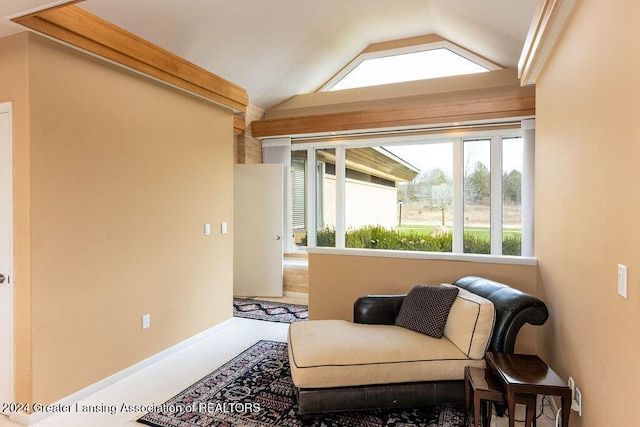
(353, 295, 405, 325)
(454, 276, 549, 353)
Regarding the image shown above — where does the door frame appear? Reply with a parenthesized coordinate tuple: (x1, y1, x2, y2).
(0, 101, 14, 407)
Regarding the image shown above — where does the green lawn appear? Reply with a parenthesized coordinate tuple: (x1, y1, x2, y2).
(398, 224, 522, 239)
(314, 224, 522, 255)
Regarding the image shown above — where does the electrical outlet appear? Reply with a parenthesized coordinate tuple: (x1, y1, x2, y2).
(568, 377, 582, 416)
(142, 314, 151, 330)
(573, 387, 582, 416)
(618, 264, 628, 298)
(567, 377, 575, 399)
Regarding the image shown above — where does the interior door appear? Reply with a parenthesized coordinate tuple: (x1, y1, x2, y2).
(234, 164, 284, 297)
(0, 103, 13, 409)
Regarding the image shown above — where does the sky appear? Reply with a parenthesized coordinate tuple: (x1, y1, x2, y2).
(384, 138, 523, 178)
(330, 48, 489, 91)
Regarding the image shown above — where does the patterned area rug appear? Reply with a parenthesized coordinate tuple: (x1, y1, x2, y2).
(138, 340, 471, 427)
(233, 298, 308, 323)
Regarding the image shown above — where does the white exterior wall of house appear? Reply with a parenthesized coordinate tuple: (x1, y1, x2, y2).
(322, 175, 336, 229)
(322, 175, 398, 230)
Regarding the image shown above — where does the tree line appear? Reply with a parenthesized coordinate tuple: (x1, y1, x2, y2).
(398, 163, 522, 225)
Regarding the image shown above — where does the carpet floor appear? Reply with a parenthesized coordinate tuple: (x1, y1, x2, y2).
(233, 298, 308, 323)
(138, 340, 470, 427)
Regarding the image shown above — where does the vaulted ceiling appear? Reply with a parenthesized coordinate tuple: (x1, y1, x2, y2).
(0, 0, 538, 111)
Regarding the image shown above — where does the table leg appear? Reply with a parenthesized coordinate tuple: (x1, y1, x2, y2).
(474, 394, 481, 427)
(465, 372, 471, 412)
(515, 394, 537, 427)
(508, 391, 516, 427)
(561, 395, 571, 427)
(526, 400, 534, 427)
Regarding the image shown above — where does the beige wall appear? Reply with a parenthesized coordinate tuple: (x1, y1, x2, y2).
(309, 251, 540, 353)
(3, 33, 235, 405)
(535, 1, 640, 426)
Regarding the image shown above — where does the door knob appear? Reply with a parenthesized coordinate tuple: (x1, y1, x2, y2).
(274, 236, 282, 240)
(0, 274, 5, 284)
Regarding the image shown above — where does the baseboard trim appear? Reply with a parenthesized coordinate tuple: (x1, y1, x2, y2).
(284, 291, 308, 299)
(9, 318, 236, 426)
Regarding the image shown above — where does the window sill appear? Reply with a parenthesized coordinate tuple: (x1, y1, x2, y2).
(306, 247, 537, 266)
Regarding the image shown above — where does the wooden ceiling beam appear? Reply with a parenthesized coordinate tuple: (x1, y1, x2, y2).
(233, 115, 245, 135)
(12, 3, 248, 112)
(251, 86, 535, 138)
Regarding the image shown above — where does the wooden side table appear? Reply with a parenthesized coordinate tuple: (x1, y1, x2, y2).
(465, 366, 503, 427)
(486, 352, 572, 427)
(465, 366, 537, 427)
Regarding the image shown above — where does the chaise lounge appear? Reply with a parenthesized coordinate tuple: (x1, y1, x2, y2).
(287, 276, 549, 414)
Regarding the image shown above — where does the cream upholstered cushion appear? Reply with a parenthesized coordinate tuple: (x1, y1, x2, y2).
(442, 284, 495, 359)
(288, 320, 486, 389)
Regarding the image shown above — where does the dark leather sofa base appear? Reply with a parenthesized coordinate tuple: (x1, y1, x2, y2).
(297, 380, 464, 414)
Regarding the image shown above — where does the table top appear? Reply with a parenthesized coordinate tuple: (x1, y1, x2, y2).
(466, 366, 505, 394)
(485, 352, 570, 394)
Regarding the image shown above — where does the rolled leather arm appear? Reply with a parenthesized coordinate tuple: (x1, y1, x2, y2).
(353, 295, 406, 325)
(454, 276, 549, 353)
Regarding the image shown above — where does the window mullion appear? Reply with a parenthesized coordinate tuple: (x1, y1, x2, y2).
(335, 147, 346, 248)
(452, 139, 464, 253)
(306, 149, 317, 248)
(490, 136, 503, 255)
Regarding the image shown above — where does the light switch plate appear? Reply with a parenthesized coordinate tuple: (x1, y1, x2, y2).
(204, 223, 211, 236)
(221, 222, 228, 234)
(618, 264, 627, 298)
(142, 314, 151, 329)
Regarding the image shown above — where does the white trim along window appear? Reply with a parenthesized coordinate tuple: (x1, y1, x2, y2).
(284, 120, 534, 257)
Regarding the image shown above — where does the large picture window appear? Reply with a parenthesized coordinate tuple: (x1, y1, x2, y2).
(289, 125, 532, 257)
